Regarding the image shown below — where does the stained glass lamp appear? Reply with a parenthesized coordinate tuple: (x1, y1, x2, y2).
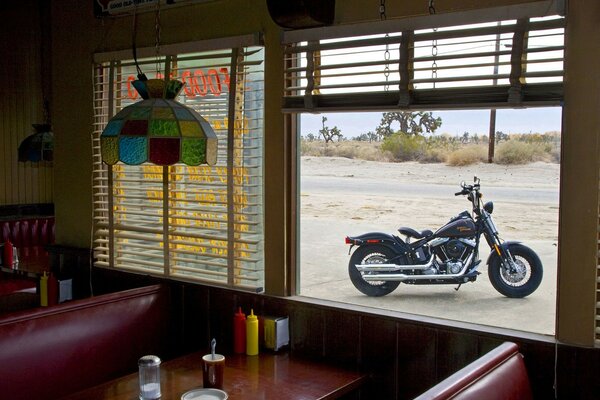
(18, 124, 54, 162)
(101, 78, 217, 166)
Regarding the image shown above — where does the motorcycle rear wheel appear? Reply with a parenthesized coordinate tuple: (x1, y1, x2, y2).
(488, 243, 543, 298)
(348, 245, 401, 297)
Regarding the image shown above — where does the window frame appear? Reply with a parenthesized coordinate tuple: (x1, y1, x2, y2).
(92, 36, 266, 292)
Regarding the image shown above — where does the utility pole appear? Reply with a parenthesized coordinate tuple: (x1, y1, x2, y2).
(488, 22, 501, 163)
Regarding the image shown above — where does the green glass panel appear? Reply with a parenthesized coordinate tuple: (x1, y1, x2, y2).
(101, 136, 119, 165)
(149, 120, 179, 137)
(129, 107, 151, 119)
(181, 138, 206, 165)
(179, 120, 202, 137)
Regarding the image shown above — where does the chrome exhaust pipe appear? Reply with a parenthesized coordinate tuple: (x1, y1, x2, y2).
(355, 255, 434, 272)
(361, 255, 475, 282)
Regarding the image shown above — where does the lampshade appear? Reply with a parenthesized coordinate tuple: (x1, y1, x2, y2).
(18, 124, 54, 162)
(100, 78, 218, 166)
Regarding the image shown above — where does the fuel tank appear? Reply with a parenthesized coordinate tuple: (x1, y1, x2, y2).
(435, 217, 476, 238)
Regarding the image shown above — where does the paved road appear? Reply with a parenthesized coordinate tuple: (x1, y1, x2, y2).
(302, 175, 559, 204)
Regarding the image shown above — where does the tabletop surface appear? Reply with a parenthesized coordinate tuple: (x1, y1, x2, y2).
(61, 351, 367, 400)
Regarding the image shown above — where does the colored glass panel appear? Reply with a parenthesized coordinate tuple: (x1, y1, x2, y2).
(152, 107, 174, 119)
(181, 138, 206, 165)
(150, 120, 179, 137)
(173, 107, 195, 120)
(206, 137, 218, 166)
(199, 119, 217, 139)
(101, 136, 119, 164)
(102, 120, 124, 137)
(129, 107, 151, 119)
(121, 119, 148, 136)
(146, 80, 165, 98)
(113, 107, 133, 119)
(149, 138, 180, 165)
(179, 120, 202, 137)
(119, 137, 147, 165)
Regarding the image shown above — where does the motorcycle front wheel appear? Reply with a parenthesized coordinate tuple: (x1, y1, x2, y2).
(488, 243, 543, 298)
(348, 245, 401, 297)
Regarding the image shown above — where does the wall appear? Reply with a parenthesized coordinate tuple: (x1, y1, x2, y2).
(0, 1, 53, 206)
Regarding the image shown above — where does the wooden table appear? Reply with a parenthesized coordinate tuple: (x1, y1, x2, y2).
(61, 351, 367, 400)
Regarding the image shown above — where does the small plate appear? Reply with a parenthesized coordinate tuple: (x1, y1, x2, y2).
(181, 388, 228, 400)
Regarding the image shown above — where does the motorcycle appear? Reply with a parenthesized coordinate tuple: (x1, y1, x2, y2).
(344, 177, 543, 298)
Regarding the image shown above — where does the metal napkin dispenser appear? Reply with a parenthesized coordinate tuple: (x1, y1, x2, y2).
(261, 315, 289, 351)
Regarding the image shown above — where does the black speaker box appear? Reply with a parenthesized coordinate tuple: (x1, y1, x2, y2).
(267, 0, 335, 29)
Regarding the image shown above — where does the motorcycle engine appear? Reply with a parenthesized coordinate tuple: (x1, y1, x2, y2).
(432, 238, 476, 274)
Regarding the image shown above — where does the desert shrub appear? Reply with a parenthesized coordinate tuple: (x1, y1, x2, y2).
(420, 147, 448, 163)
(495, 140, 551, 164)
(381, 133, 426, 161)
(446, 145, 487, 166)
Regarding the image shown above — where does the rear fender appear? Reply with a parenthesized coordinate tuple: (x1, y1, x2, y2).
(346, 232, 409, 255)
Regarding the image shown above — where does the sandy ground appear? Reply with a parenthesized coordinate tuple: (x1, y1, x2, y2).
(299, 157, 559, 336)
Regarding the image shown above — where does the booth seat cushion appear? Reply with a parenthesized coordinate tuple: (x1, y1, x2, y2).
(0, 217, 55, 248)
(0, 284, 172, 400)
(414, 342, 532, 400)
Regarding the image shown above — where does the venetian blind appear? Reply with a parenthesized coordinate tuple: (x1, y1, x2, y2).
(92, 42, 265, 291)
(282, 16, 564, 112)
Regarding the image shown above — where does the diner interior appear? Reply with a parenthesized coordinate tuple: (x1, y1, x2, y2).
(1, 0, 599, 399)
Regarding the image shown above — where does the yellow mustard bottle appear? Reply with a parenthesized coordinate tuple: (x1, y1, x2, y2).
(40, 271, 48, 307)
(246, 309, 259, 356)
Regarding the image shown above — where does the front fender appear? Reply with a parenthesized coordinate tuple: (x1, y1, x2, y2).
(346, 232, 409, 254)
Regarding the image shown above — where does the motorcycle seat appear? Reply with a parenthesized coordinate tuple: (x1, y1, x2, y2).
(398, 227, 433, 239)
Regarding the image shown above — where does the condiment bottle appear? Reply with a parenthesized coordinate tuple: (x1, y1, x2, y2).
(246, 309, 259, 356)
(3, 240, 13, 268)
(138, 355, 161, 400)
(40, 272, 48, 307)
(47, 273, 58, 306)
(233, 307, 246, 354)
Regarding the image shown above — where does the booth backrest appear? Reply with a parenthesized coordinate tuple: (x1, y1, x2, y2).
(413, 342, 532, 400)
(0, 217, 55, 248)
(0, 284, 172, 400)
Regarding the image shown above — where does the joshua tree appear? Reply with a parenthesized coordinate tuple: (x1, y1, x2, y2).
(376, 111, 442, 137)
(317, 116, 343, 143)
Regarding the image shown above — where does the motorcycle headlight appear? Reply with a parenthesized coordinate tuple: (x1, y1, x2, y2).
(484, 201, 494, 214)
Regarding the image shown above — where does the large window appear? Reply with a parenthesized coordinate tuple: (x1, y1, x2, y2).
(92, 39, 265, 291)
(285, 15, 564, 335)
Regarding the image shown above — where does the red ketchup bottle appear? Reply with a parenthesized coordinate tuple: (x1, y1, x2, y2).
(47, 273, 58, 306)
(233, 307, 246, 354)
(3, 240, 13, 268)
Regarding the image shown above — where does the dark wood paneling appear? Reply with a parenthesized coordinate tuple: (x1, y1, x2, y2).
(396, 323, 438, 398)
(360, 316, 398, 399)
(87, 270, 600, 400)
(323, 308, 360, 367)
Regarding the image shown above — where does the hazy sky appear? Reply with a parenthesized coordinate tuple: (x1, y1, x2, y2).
(301, 107, 562, 138)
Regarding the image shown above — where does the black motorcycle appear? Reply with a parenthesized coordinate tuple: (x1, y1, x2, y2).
(345, 177, 543, 298)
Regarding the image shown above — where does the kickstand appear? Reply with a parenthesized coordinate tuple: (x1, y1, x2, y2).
(454, 284, 462, 291)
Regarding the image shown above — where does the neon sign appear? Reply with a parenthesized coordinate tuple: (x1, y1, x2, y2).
(126, 67, 230, 99)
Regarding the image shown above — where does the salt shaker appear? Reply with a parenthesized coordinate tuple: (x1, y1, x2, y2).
(138, 355, 161, 400)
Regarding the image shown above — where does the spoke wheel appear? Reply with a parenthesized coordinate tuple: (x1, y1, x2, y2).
(488, 243, 543, 298)
(348, 245, 400, 297)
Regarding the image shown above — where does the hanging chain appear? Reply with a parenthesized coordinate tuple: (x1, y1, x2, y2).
(380, 0, 390, 91)
(429, 1, 437, 88)
(431, 28, 438, 88)
(428, 0, 436, 15)
(154, 0, 162, 76)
